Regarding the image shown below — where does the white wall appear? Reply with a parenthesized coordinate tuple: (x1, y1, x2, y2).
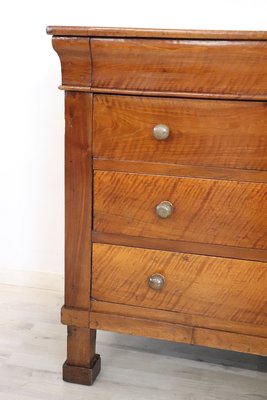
(0, 0, 266, 286)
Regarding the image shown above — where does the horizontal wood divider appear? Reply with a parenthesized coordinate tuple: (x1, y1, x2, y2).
(61, 302, 267, 339)
(90, 301, 267, 339)
(91, 88, 267, 101)
(93, 159, 267, 183)
(193, 329, 267, 356)
(91, 311, 193, 344)
(89, 310, 267, 356)
(59, 85, 267, 100)
(92, 232, 267, 263)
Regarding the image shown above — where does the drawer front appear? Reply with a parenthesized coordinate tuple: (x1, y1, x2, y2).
(94, 171, 267, 250)
(91, 39, 267, 97)
(92, 244, 267, 326)
(93, 95, 267, 170)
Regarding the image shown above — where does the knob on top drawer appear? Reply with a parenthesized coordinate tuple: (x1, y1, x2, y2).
(153, 124, 170, 140)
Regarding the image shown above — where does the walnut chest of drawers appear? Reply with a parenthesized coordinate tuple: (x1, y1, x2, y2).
(47, 26, 267, 385)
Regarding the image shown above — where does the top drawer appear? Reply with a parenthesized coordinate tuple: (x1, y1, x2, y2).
(91, 39, 267, 97)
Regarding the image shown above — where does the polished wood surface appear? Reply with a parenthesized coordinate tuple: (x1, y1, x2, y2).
(94, 171, 267, 250)
(65, 92, 92, 308)
(64, 91, 100, 383)
(61, 306, 89, 328)
(47, 26, 267, 40)
(90, 89, 265, 104)
(93, 95, 267, 170)
(91, 39, 267, 96)
(52, 37, 91, 87)
(193, 329, 267, 356)
(92, 232, 267, 263)
(90, 311, 267, 356)
(61, 85, 267, 100)
(90, 301, 267, 338)
(90, 311, 193, 344)
(48, 27, 267, 382)
(67, 326, 96, 367)
(92, 244, 267, 326)
(61, 299, 267, 340)
(94, 159, 267, 184)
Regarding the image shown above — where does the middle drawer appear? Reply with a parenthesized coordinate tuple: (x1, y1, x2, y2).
(93, 95, 267, 171)
(94, 171, 267, 250)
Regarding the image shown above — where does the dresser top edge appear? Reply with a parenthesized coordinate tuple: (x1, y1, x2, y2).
(46, 26, 267, 40)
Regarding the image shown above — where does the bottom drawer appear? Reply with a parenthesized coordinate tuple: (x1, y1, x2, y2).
(92, 244, 267, 327)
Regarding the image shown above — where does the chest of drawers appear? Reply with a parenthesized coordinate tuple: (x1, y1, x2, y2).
(47, 26, 267, 385)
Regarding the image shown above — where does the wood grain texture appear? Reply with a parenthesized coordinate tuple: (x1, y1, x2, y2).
(92, 232, 267, 263)
(52, 37, 91, 86)
(92, 244, 267, 327)
(67, 326, 96, 367)
(46, 26, 267, 40)
(64, 326, 101, 384)
(91, 39, 267, 97)
(94, 171, 267, 250)
(90, 312, 193, 344)
(61, 300, 267, 339)
(90, 311, 267, 356)
(91, 301, 267, 339)
(64, 92, 99, 383)
(93, 159, 267, 184)
(49, 27, 267, 376)
(63, 355, 101, 386)
(58, 303, 267, 338)
(93, 95, 267, 170)
(61, 306, 89, 328)
(60, 85, 267, 100)
(193, 329, 267, 356)
(65, 92, 92, 309)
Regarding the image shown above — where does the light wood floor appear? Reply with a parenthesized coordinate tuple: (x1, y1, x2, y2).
(1, 283, 267, 400)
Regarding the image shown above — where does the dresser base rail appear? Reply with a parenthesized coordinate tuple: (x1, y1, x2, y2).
(61, 305, 267, 357)
(90, 311, 267, 357)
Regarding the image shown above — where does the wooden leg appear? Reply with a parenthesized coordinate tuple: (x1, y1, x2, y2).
(63, 326, 101, 385)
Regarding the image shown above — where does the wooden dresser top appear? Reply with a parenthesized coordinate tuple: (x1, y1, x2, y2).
(46, 26, 267, 40)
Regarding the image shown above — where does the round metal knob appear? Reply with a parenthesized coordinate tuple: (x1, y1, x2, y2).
(153, 124, 170, 140)
(148, 274, 165, 290)
(155, 201, 174, 219)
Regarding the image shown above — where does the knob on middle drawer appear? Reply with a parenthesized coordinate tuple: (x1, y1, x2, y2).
(155, 201, 174, 218)
(153, 124, 170, 140)
(148, 273, 165, 290)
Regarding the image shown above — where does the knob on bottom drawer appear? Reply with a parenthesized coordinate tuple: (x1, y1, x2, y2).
(148, 274, 165, 290)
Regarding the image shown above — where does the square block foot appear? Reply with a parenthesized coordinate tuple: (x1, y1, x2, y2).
(63, 354, 101, 385)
